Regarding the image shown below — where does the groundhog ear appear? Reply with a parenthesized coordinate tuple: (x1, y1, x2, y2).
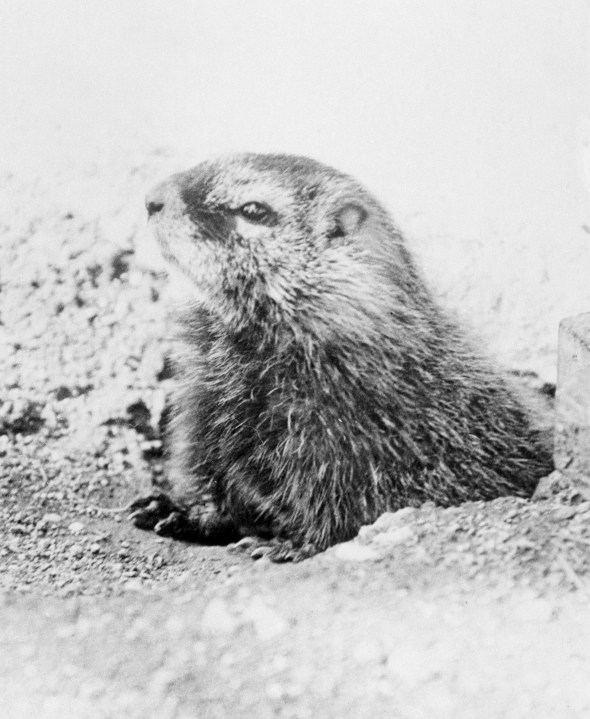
(329, 203, 368, 239)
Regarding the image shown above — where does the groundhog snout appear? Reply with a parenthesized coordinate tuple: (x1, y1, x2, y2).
(145, 196, 164, 218)
(145, 183, 169, 218)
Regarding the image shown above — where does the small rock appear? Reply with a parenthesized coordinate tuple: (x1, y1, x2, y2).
(532, 470, 566, 501)
(68, 521, 85, 534)
(6, 539, 20, 553)
(358, 508, 417, 541)
(70, 544, 85, 558)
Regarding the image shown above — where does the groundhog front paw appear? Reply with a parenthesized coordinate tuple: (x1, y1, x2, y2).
(153, 511, 193, 538)
(127, 492, 184, 532)
(127, 493, 240, 544)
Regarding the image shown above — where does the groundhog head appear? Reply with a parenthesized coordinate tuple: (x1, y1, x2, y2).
(145, 153, 414, 337)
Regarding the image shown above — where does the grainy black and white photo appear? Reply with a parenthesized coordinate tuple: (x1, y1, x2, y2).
(1, 1, 589, 717)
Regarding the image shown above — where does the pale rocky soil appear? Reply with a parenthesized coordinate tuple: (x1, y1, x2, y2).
(2, 119, 590, 718)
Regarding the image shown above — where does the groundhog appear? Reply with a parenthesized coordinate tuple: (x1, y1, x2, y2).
(128, 153, 553, 561)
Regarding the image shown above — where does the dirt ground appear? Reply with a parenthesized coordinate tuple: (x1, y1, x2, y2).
(2, 126, 590, 719)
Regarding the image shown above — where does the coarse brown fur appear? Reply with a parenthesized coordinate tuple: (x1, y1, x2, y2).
(128, 153, 553, 561)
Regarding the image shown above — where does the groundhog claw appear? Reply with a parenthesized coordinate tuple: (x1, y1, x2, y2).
(127, 493, 181, 530)
(154, 511, 190, 537)
(227, 536, 263, 553)
(229, 537, 318, 563)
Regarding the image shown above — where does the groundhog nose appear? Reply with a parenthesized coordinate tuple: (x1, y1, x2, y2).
(145, 189, 165, 218)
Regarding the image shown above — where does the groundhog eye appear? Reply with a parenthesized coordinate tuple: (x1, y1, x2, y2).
(238, 202, 271, 223)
